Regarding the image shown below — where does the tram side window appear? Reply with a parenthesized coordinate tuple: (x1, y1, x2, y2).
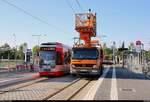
(56, 52, 63, 65)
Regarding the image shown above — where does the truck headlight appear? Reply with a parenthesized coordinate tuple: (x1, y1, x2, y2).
(93, 65, 97, 68)
(71, 65, 75, 68)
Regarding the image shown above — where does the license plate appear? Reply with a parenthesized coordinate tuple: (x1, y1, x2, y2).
(44, 69, 51, 71)
(80, 69, 87, 72)
(92, 70, 97, 72)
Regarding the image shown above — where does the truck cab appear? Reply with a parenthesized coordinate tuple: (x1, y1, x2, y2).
(70, 45, 103, 76)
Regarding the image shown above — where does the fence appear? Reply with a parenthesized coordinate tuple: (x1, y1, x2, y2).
(0, 60, 38, 73)
(125, 50, 150, 75)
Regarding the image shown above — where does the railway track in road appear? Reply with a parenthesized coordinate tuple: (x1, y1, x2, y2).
(0, 77, 49, 94)
(43, 66, 110, 100)
(43, 78, 96, 100)
(0, 67, 110, 100)
(0, 76, 95, 100)
(0, 75, 79, 100)
(0, 73, 40, 88)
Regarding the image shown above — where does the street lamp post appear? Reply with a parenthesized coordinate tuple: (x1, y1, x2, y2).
(13, 33, 17, 67)
(112, 41, 116, 65)
(32, 34, 41, 47)
(141, 43, 144, 65)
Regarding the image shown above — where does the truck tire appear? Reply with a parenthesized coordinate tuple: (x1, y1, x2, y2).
(100, 66, 103, 75)
(71, 73, 77, 77)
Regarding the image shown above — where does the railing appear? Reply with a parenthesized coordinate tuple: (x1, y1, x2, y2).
(0, 60, 38, 73)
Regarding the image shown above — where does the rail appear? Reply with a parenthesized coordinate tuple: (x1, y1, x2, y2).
(43, 78, 93, 100)
(0, 77, 48, 94)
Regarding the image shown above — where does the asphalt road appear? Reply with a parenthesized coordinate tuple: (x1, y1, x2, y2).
(92, 65, 150, 100)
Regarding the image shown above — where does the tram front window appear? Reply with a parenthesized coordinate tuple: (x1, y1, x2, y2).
(39, 51, 56, 65)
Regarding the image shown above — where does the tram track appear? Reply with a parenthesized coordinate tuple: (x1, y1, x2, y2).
(43, 78, 96, 100)
(0, 77, 49, 94)
(0, 75, 80, 100)
(0, 74, 98, 100)
(0, 73, 40, 88)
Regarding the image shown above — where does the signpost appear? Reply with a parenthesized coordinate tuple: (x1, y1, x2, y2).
(23, 45, 27, 63)
(118, 42, 128, 68)
(112, 41, 116, 64)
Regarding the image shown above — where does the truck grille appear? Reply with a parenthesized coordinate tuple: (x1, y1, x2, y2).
(74, 64, 94, 67)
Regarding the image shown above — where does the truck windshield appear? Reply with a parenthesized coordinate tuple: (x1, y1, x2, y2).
(39, 51, 56, 65)
(72, 48, 99, 60)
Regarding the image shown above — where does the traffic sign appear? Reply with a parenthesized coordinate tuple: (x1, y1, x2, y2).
(136, 40, 141, 45)
(135, 40, 142, 53)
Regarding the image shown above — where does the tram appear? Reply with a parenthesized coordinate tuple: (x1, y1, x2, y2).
(39, 42, 71, 76)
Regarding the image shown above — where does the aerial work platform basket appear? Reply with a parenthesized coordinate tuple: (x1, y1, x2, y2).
(74, 9, 97, 48)
(75, 12, 97, 37)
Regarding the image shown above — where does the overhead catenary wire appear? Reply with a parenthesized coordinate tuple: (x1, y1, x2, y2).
(1, 0, 69, 34)
(75, 0, 84, 12)
(65, 0, 76, 14)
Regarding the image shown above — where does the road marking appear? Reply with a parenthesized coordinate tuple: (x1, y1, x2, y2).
(83, 66, 110, 100)
(119, 88, 136, 92)
(110, 65, 118, 100)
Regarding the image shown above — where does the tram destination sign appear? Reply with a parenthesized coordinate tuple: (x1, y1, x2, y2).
(40, 47, 56, 51)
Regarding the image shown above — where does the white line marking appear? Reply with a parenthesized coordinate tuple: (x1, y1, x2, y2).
(83, 65, 110, 100)
(110, 65, 118, 100)
(119, 88, 136, 92)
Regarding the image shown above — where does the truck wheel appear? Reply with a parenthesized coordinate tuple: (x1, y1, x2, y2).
(100, 66, 103, 75)
(71, 73, 77, 77)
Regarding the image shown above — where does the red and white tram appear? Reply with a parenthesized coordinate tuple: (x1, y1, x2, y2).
(39, 42, 71, 76)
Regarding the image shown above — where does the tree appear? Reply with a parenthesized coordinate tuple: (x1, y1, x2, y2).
(16, 43, 27, 60)
(147, 49, 150, 60)
(32, 45, 39, 56)
(9, 47, 15, 59)
(32, 45, 39, 64)
(0, 43, 11, 59)
(103, 43, 113, 59)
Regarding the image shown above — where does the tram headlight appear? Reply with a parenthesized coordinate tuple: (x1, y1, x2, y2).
(50, 64, 55, 69)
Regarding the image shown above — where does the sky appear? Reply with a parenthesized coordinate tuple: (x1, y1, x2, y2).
(0, 0, 150, 50)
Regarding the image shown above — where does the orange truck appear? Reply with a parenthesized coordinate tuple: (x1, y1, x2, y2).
(70, 40, 104, 76)
(70, 9, 104, 76)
